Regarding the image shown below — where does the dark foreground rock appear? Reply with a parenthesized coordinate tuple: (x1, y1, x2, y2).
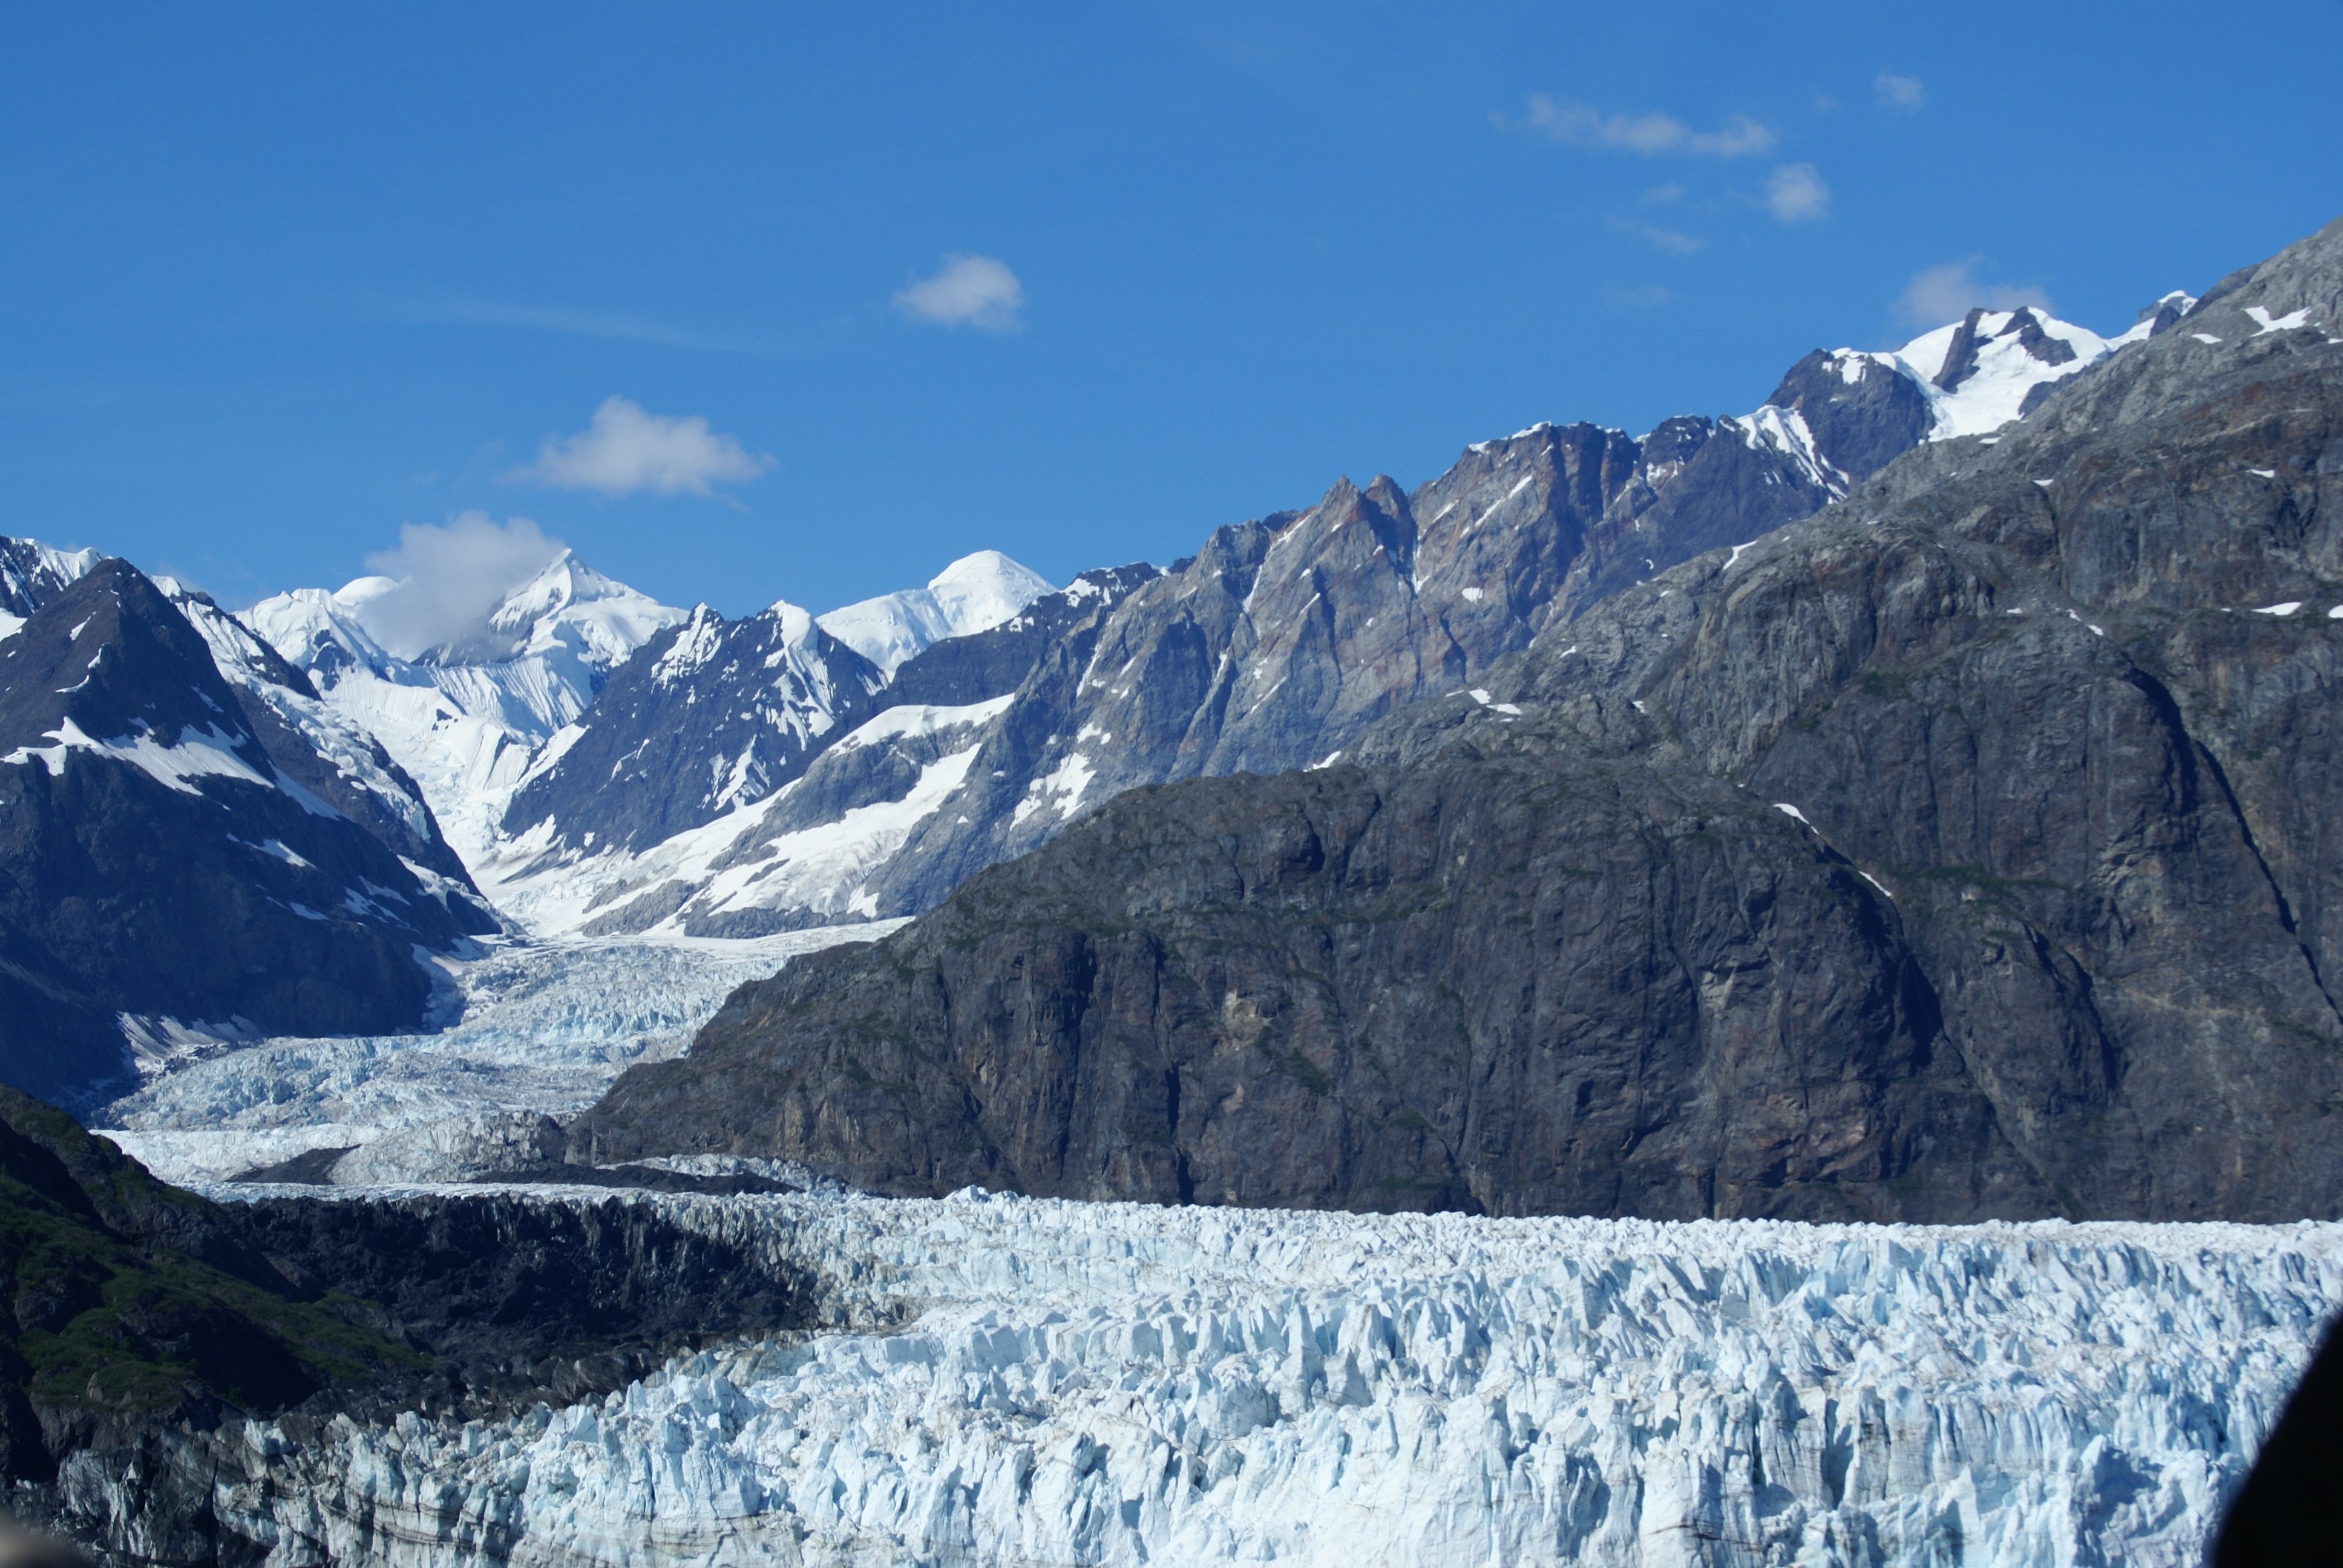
(0, 1085, 811, 1563)
(2216, 1317, 2343, 1564)
(572, 216, 2343, 1224)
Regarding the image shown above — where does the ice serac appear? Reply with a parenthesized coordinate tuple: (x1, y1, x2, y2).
(816, 549, 1057, 675)
(159, 1190, 2343, 1568)
(0, 561, 493, 1107)
(575, 216, 2343, 1224)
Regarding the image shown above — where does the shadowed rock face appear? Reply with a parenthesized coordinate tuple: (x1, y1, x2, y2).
(574, 217, 2343, 1223)
(0, 563, 490, 1106)
(0, 1078, 815, 1564)
(571, 759, 2014, 1219)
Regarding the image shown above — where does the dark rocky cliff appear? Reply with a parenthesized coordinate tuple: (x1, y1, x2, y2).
(572, 217, 2343, 1223)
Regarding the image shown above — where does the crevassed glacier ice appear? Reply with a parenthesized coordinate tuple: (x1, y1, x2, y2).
(202, 1184, 2341, 1568)
(96, 928, 899, 1183)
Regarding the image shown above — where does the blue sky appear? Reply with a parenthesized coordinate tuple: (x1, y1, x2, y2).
(3, 3, 2339, 619)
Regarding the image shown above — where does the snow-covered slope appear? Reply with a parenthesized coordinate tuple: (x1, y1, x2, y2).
(155, 579, 477, 884)
(490, 696, 1014, 936)
(0, 535, 101, 641)
(817, 550, 1056, 675)
(194, 1184, 2340, 1567)
(242, 553, 685, 866)
(1800, 299, 2188, 445)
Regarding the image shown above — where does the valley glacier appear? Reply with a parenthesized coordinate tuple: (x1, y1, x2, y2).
(189, 1184, 2335, 1568)
(97, 927, 901, 1183)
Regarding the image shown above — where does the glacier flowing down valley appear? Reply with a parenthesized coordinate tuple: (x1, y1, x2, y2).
(190, 1183, 2336, 1568)
(97, 927, 900, 1183)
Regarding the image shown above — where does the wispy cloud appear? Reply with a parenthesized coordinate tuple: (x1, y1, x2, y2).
(384, 297, 762, 354)
(1765, 163, 1831, 223)
(1603, 285, 1673, 310)
(517, 396, 774, 497)
(1896, 260, 2053, 327)
(1513, 96, 1775, 158)
(1875, 70, 1925, 112)
(356, 512, 566, 659)
(1610, 217, 1707, 254)
(894, 255, 1026, 332)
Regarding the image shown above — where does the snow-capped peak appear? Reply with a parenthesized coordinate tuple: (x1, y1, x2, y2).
(433, 549, 686, 670)
(1889, 306, 2114, 440)
(817, 550, 1056, 676)
(240, 587, 397, 684)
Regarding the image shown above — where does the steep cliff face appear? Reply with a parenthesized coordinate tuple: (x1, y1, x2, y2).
(572, 218, 2343, 1223)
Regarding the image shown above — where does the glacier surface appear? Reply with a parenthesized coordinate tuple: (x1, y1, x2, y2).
(194, 1183, 2337, 1568)
(96, 927, 899, 1183)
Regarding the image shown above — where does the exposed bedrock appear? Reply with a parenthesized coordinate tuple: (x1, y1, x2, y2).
(572, 218, 2343, 1223)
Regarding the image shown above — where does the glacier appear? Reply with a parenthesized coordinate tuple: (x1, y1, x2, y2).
(97, 926, 900, 1183)
(185, 1184, 2334, 1567)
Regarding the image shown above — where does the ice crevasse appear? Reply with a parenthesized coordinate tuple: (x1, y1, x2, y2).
(202, 1188, 2341, 1568)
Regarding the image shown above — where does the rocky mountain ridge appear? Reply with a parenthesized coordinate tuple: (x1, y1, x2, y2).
(0, 559, 495, 1106)
(569, 217, 2343, 1223)
(462, 304, 2143, 942)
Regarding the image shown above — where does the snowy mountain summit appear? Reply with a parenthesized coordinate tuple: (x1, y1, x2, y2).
(1844, 301, 2186, 443)
(816, 549, 1055, 675)
(241, 552, 686, 866)
(424, 549, 684, 675)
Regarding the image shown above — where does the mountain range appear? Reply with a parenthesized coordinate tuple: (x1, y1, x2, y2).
(574, 217, 2343, 1222)
(0, 270, 2238, 1139)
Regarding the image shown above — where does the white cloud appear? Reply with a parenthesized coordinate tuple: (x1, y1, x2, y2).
(894, 254, 1026, 331)
(1517, 96, 1775, 158)
(1896, 260, 2053, 327)
(1875, 70, 1925, 112)
(355, 512, 565, 658)
(1765, 163, 1831, 223)
(519, 396, 774, 497)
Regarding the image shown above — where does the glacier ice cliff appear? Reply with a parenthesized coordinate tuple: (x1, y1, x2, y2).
(175, 1186, 2338, 1567)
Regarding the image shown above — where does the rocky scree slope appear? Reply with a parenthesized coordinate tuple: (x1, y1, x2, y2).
(522, 311, 2114, 941)
(574, 217, 2343, 1223)
(0, 563, 496, 1108)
